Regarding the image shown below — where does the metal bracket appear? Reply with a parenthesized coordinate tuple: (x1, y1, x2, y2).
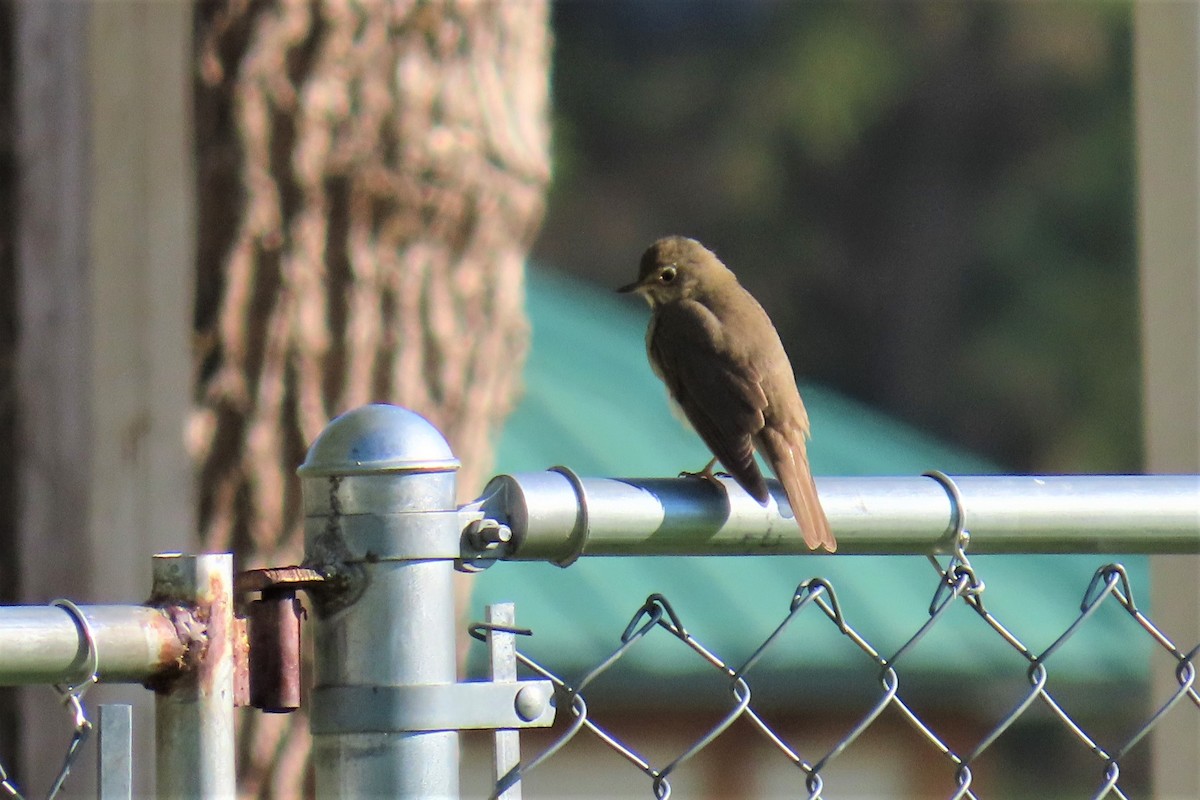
(310, 512, 465, 561)
(235, 567, 325, 712)
(310, 680, 556, 734)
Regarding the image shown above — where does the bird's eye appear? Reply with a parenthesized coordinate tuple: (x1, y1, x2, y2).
(659, 265, 677, 283)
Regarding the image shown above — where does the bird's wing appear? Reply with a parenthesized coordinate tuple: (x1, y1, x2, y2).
(649, 300, 770, 503)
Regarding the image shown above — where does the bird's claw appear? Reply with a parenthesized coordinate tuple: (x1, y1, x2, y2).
(678, 469, 730, 479)
(678, 458, 727, 487)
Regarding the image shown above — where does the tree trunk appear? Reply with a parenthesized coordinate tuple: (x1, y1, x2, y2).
(193, 1, 550, 795)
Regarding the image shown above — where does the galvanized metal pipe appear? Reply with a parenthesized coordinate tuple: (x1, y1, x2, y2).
(153, 553, 236, 799)
(302, 404, 462, 799)
(477, 472, 1200, 557)
(0, 605, 184, 685)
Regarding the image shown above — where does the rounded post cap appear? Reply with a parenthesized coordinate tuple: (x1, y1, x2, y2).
(297, 404, 460, 477)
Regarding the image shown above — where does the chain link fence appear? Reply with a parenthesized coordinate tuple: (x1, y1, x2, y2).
(468, 543, 1188, 799)
(3, 405, 1198, 799)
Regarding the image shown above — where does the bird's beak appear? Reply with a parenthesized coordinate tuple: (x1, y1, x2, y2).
(616, 279, 643, 294)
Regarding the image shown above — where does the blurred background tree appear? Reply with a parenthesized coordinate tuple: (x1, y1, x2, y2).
(535, 0, 1138, 474)
(192, 1, 550, 794)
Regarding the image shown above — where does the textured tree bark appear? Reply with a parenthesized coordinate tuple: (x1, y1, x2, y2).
(193, 1, 550, 795)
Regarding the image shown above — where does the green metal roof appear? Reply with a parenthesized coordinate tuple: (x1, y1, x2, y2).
(469, 268, 1149, 699)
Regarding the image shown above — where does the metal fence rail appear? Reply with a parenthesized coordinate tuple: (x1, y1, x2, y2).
(0, 553, 235, 800)
(470, 470, 1200, 558)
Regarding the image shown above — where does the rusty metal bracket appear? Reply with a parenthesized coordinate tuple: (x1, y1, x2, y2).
(235, 567, 325, 713)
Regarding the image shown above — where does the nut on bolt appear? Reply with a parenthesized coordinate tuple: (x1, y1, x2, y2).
(465, 518, 512, 551)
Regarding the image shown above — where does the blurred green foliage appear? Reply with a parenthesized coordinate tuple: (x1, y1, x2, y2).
(533, 0, 1138, 473)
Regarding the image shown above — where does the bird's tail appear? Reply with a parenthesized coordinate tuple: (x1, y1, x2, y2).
(758, 426, 836, 552)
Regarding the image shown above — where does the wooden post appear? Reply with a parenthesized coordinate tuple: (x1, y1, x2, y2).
(13, 2, 193, 794)
(1135, 3, 1200, 798)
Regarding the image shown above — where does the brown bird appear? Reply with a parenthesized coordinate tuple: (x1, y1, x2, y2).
(618, 236, 836, 552)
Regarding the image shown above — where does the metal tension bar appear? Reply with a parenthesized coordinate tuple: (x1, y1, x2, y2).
(310, 682, 554, 734)
(299, 405, 555, 799)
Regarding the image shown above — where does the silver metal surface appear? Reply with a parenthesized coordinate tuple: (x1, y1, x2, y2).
(311, 682, 554, 733)
(489, 604, 523, 800)
(98, 704, 132, 800)
(0, 605, 184, 685)
(301, 471, 460, 517)
(476, 472, 1200, 557)
(515, 685, 546, 723)
(306, 404, 462, 799)
(306, 510, 463, 560)
(153, 553, 236, 799)
(297, 403, 461, 477)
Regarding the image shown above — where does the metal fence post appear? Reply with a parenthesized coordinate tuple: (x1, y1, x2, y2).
(301, 404, 462, 798)
(486, 603, 522, 800)
(98, 704, 132, 800)
(152, 552, 236, 799)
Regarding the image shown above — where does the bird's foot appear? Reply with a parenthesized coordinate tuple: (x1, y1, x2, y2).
(678, 458, 727, 487)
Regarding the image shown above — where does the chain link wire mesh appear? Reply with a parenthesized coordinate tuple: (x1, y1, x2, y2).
(469, 543, 1190, 799)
